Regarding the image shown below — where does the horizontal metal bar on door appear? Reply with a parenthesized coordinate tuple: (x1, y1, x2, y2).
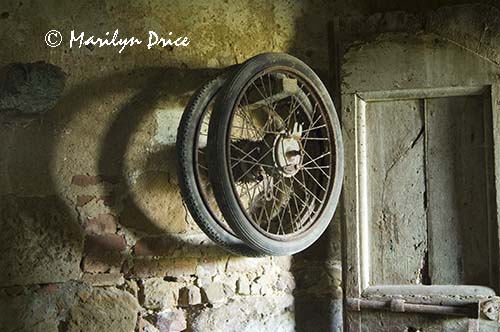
(346, 298, 479, 318)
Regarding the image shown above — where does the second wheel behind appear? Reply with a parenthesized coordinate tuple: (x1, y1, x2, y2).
(207, 53, 344, 256)
(176, 70, 262, 257)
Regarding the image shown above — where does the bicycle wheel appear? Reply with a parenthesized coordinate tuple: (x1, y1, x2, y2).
(208, 53, 343, 256)
(176, 72, 261, 257)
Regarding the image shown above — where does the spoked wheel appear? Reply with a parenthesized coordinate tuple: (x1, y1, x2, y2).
(176, 72, 262, 257)
(208, 53, 343, 256)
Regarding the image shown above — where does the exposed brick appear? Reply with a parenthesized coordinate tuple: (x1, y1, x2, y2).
(84, 234, 126, 254)
(72, 175, 102, 187)
(134, 237, 179, 256)
(83, 214, 118, 234)
(76, 194, 94, 207)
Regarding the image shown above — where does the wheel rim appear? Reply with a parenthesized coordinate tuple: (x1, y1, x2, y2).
(225, 68, 337, 241)
(194, 96, 238, 236)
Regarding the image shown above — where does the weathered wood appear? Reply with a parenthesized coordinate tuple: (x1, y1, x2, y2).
(341, 32, 500, 332)
(341, 93, 362, 331)
(347, 298, 478, 317)
(491, 85, 500, 294)
(342, 94, 361, 298)
(426, 95, 490, 286)
(363, 285, 495, 305)
(365, 99, 427, 285)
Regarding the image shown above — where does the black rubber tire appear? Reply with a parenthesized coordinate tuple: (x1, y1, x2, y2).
(176, 73, 262, 257)
(208, 53, 344, 256)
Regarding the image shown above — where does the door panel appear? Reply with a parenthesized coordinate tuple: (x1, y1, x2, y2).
(426, 96, 490, 286)
(366, 99, 427, 286)
(341, 32, 500, 331)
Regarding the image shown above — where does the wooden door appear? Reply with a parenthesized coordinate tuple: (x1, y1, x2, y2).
(341, 33, 500, 332)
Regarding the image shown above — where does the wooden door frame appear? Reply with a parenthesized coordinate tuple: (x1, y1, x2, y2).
(342, 84, 500, 331)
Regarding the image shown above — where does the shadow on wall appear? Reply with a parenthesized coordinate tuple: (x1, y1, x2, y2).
(0, 59, 341, 332)
(0, 3, 343, 331)
(95, 67, 217, 236)
(0, 65, 239, 331)
(60, 65, 227, 245)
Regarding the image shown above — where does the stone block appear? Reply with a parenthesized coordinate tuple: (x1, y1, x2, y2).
(141, 278, 183, 310)
(236, 277, 251, 295)
(201, 283, 226, 305)
(250, 282, 262, 295)
(178, 285, 202, 307)
(157, 309, 187, 332)
(222, 283, 235, 298)
(82, 272, 124, 286)
(132, 258, 197, 278)
(67, 287, 140, 332)
(0, 281, 87, 332)
(123, 279, 139, 298)
(81, 253, 123, 273)
(191, 295, 294, 332)
(0, 195, 83, 286)
(0, 61, 65, 115)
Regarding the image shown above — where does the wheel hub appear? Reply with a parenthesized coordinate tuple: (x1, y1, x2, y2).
(273, 123, 303, 177)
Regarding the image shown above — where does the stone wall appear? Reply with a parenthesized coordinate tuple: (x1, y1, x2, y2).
(1, 0, 498, 331)
(0, 0, 339, 331)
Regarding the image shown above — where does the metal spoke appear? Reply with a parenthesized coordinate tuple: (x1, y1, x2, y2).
(284, 179, 299, 232)
(302, 149, 330, 179)
(235, 107, 262, 137)
(301, 151, 331, 169)
(302, 168, 327, 192)
(301, 123, 327, 133)
(231, 146, 260, 169)
(223, 68, 336, 238)
(230, 143, 259, 163)
(235, 147, 273, 183)
(292, 176, 322, 204)
(252, 80, 275, 112)
(230, 157, 274, 169)
(239, 179, 263, 201)
(303, 165, 330, 170)
(301, 137, 329, 141)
